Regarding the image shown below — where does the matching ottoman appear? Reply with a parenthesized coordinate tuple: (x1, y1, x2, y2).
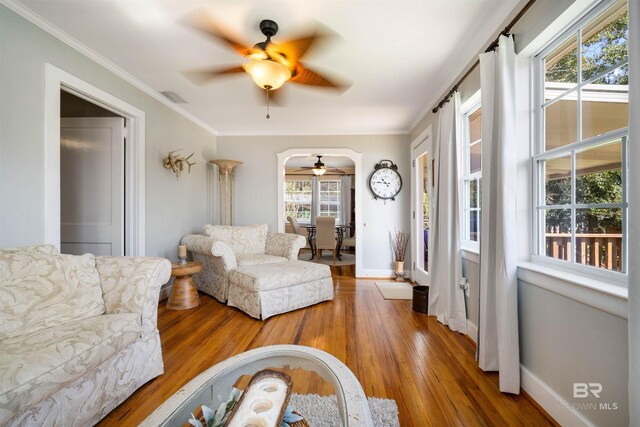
(227, 261, 333, 320)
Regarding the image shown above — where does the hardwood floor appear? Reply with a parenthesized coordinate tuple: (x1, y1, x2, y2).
(99, 271, 556, 426)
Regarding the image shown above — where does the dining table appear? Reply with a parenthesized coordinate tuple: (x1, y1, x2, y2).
(302, 223, 353, 261)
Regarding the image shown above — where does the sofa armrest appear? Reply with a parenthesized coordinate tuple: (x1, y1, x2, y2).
(265, 232, 306, 261)
(181, 234, 238, 270)
(96, 256, 171, 333)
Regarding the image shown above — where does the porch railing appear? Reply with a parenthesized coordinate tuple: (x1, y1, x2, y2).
(545, 233, 623, 271)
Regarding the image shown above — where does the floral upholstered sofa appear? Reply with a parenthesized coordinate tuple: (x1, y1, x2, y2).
(0, 244, 171, 427)
(182, 224, 306, 303)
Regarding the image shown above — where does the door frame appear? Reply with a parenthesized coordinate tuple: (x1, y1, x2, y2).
(44, 64, 146, 255)
(410, 125, 432, 284)
(277, 148, 363, 278)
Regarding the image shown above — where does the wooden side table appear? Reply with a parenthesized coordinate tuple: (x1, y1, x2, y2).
(167, 261, 202, 310)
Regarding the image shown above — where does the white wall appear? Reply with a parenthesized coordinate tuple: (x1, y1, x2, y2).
(409, 0, 630, 425)
(216, 134, 410, 276)
(0, 5, 217, 259)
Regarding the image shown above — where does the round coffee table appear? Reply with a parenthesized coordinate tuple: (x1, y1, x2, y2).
(141, 345, 373, 426)
(167, 261, 202, 310)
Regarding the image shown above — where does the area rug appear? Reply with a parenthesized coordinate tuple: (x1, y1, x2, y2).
(375, 281, 413, 300)
(298, 253, 356, 266)
(289, 393, 400, 427)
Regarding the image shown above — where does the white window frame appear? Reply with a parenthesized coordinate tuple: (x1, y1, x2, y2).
(531, 0, 629, 285)
(461, 90, 482, 252)
(319, 179, 341, 218)
(284, 178, 313, 224)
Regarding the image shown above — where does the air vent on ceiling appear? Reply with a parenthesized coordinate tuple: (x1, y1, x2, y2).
(159, 91, 186, 104)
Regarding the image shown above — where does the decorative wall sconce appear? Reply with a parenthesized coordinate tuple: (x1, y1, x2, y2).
(163, 149, 196, 179)
(209, 159, 242, 225)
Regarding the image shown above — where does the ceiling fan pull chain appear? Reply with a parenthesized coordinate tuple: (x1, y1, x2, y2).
(265, 86, 271, 119)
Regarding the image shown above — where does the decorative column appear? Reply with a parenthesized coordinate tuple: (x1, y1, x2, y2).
(209, 159, 242, 225)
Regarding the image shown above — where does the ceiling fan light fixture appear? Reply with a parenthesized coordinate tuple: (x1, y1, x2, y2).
(244, 59, 291, 90)
(312, 166, 327, 176)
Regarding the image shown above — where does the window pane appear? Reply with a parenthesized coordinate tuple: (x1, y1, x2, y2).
(575, 141, 622, 204)
(469, 210, 479, 242)
(469, 179, 479, 208)
(581, 1, 628, 81)
(582, 65, 629, 140)
(544, 209, 572, 262)
(470, 142, 481, 174)
(544, 156, 571, 205)
(545, 36, 578, 86)
(575, 208, 623, 271)
(545, 95, 578, 150)
(469, 109, 482, 142)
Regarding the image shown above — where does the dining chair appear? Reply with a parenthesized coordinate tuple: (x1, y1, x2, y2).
(315, 216, 337, 264)
(342, 229, 356, 251)
(287, 216, 313, 256)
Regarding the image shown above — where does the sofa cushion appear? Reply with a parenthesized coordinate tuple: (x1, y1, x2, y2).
(0, 313, 141, 419)
(203, 224, 268, 254)
(236, 254, 288, 267)
(229, 261, 331, 292)
(0, 253, 105, 340)
(0, 244, 59, 255)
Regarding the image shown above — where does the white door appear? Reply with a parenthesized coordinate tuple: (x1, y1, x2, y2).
(60, 117, 125, 256)
(411, 134, 431, 285)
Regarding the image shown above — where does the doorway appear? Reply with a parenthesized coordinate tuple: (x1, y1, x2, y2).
(277, 148, 363, 277)
(44, 64, 146, 255)
(60, 91, 125, 256)
(411, 126, 432, 285)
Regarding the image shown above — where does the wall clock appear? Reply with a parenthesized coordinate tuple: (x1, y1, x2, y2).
(369, 160, 402, 200)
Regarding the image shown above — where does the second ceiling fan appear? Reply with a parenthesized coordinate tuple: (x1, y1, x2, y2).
(293, 156, 346, 176)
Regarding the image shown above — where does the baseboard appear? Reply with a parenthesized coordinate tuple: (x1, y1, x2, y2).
(466, 320, 478, 343)
(520, 365, 594, 427)
(358, 269, 395, 278)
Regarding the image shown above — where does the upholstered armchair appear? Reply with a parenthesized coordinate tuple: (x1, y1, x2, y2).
(181, 224, 305, 302)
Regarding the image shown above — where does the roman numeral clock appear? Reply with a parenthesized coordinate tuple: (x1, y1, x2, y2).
(369, 160, 402, 201)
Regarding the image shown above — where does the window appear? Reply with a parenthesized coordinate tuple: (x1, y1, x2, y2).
(462, 99, 482, 246)
(284, 179, 312, 223)
(319, 180, 341, 218)
(534, 0, 628, 274)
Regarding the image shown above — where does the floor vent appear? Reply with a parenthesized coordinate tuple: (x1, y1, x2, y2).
(159, 91, 186, 104)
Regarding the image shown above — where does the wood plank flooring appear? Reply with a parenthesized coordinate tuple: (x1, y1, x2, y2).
(98, 269, 556, 426)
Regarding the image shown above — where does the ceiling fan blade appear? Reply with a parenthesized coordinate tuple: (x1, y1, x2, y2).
(290, 64, 348, 90)
(274, 26, 334, 62)
(180, 11, 258, 58)
(184, 66, 245, 84)
(326, 167, 346, 174)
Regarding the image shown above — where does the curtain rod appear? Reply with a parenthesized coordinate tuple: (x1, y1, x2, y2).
(431, 0, 537, 114)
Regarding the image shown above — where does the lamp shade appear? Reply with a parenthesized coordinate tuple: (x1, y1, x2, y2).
(312, 167, 327, 176)
(244, 59, 291, 90)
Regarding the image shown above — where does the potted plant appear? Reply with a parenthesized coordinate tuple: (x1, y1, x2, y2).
(391, 230, 409, 281)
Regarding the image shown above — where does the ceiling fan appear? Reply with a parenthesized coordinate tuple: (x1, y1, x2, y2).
(292, 156, 345, 176)
(182, 12, 349, 118)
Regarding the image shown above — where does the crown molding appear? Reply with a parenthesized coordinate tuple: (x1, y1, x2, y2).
(217, 129, 409, 137)
(1, 0, 218, 136)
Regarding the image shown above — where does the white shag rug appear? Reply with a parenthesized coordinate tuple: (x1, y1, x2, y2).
(289, 393, 399, 426)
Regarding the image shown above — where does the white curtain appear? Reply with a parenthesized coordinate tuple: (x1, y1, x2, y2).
(340, 175, 352, 226)
(628, 0, 639, 423)
(477, 34, 520, 394)
(311, 176, 320, 225)
(428, 92, 468, 333)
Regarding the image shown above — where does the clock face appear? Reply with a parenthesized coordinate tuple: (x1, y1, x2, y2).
(369, 167, 402, 200)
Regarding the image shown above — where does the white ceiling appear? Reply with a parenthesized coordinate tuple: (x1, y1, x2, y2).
(16, 0, 520, 135)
